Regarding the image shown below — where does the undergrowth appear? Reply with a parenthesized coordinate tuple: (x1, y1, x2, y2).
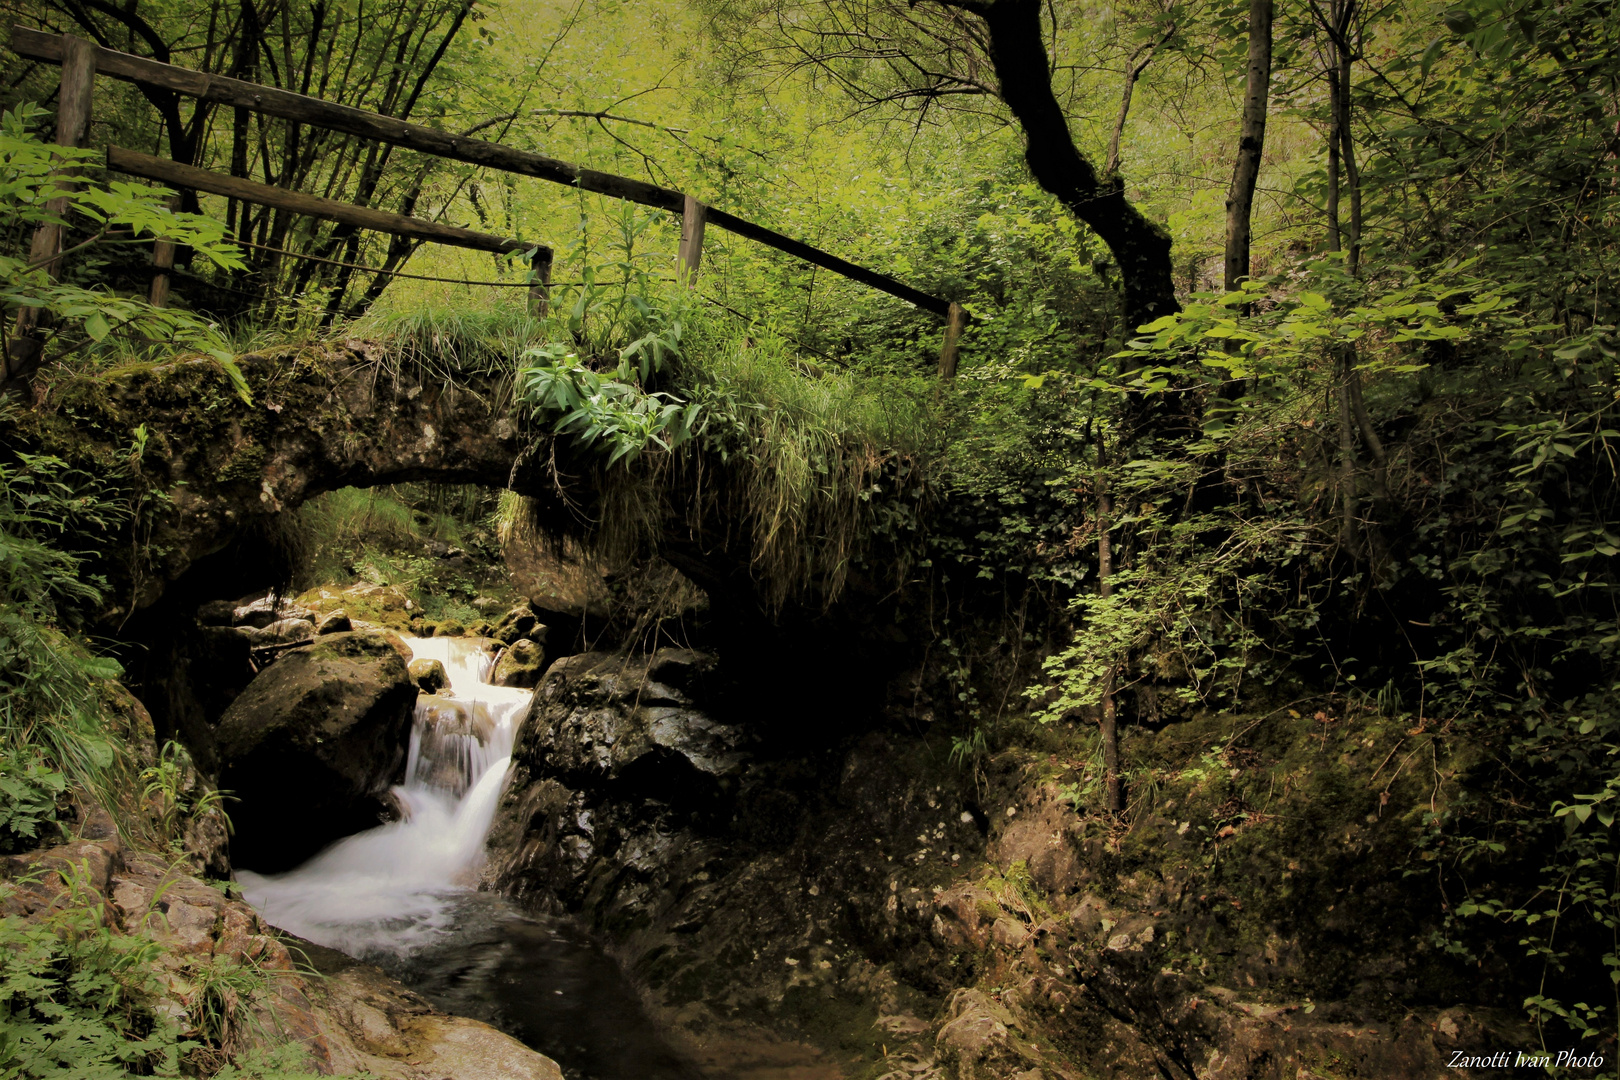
(498, 278, 942, 609)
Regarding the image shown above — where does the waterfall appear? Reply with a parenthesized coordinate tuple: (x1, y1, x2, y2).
(237, 636, 531, 957)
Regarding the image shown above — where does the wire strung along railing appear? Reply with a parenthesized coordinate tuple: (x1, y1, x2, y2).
(6, 27, 970, 384)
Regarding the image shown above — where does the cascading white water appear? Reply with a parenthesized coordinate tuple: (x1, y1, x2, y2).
(237, 636, 531, 957)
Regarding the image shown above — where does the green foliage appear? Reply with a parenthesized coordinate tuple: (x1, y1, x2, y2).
(0, 884, 179, 1079)
(0, 104, 249, 397)
(140, 742, 229, 847)
(0, 748, 66, 854)
(518, 340, 701, 467)
(0, 451, 126, 798)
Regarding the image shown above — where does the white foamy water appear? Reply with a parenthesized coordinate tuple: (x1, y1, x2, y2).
(238, 636, 530, 956)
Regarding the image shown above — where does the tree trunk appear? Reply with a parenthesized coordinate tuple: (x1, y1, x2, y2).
(964, 0, 1178, 330)
(1336, 19, 1363, 278)
(1224, 0, 1273, 293)
(1096, 438, 1123, 814)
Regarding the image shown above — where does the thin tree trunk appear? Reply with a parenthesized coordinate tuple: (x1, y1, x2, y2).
(1337, 357, 1358, 553)
(1337, 19, 1362, 278)
(1325, 52, 1342, 254)
(1224, 0, 1273, 293)
(1105, 68, 1137, 179)
(1096, 437, 1123, 814)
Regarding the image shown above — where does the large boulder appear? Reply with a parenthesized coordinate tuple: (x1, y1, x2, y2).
(214, 632, 416, 872)
(486, 648, 747, 910)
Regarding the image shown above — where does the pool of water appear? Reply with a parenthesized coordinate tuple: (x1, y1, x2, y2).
(372, 891, 699, 1080)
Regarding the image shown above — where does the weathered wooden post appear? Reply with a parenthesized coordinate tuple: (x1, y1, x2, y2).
(6, 35, 97, 384)
(678, 194, 706, 285)
(937, 301, 966, 379)
(527, 247, 552, 316)
(148, 194, 179, 307)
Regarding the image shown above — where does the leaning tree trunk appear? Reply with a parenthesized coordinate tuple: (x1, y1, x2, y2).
(962, 0, 1179, 331)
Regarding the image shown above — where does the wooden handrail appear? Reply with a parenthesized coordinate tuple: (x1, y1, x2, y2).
(106, 146, 545, 259)
(11, 26, 955, 319)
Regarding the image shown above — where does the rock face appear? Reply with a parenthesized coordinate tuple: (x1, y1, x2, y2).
(215, 632, 416, 871)
(247, 617, 315, 647)
(488, 648, 747, 916)
(491, 638, 547, 688)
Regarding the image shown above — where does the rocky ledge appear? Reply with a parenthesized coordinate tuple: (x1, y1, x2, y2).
(0, 810, 561, 1079)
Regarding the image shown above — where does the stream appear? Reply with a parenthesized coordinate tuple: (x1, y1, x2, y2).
(237, 636, 697, 1080)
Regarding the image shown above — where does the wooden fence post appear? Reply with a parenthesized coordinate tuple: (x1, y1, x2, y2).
(937, 301, 966, 379)
(678, 194, 706, 285)
(527, 248, 552, 316)
(148, 194, 179, 307)
(6, 35, 97, 384)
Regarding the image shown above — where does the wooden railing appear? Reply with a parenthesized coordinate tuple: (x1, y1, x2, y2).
(8, 26, 967, 377)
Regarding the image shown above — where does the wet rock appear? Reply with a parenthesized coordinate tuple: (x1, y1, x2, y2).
(301, 944, 565, 1079)
(930, 884, 999, 951)
(492, 638, 547, 688)
(934, 989, 1021, 1079)
(487, 648, 748, 911)
(646, 647, 717, 701)
(214, 631, 416, 872)
(381, 630, 414, 664)
(520, 650, 747, 780)
(317, 609, 352, 634)
(990, 917, 1030, 951)
(248, 617, 315, 647)
(408, 658, 448, 694)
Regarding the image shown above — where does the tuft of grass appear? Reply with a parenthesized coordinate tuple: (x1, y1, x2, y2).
(300, 487, 423, 551)
(348, 299, 549, 407)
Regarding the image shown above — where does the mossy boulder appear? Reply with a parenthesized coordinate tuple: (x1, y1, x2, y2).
(493, 603, 548, 647)
(491, 639, 547, 688)
(214, 632, 415, 872)
(409, 658, 448, 694)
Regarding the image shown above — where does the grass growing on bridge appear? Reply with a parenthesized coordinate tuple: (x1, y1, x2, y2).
(368, 285, 943, 610)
